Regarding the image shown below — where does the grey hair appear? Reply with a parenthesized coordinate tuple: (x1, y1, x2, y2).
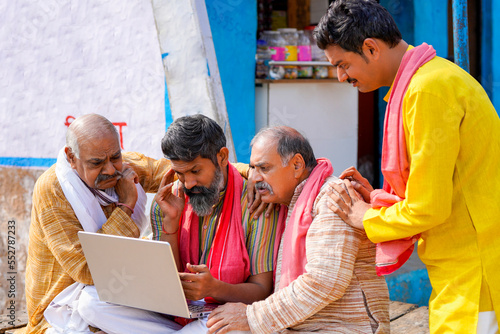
(251, 126, 317, 170)
(66, 114, 119, 158)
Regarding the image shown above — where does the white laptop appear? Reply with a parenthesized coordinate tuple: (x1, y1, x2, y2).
(78, 231, 218, 318)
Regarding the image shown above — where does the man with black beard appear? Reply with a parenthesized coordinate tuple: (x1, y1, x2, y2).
(148, 114, 281, 333)
(180, 162, 223, 216)
(67, 115, 278, 334)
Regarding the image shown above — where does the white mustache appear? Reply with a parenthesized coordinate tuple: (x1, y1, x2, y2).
(94, 170, 122, 187)
(255, 181, 273, 194)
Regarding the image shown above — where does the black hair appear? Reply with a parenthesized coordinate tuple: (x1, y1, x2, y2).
(251, 126, 317, 170)
(314, 0, 402, 54)
(161, 114, 226, 165)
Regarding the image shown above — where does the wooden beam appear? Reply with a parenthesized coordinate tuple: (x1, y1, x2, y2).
(288, 0, 311, 29)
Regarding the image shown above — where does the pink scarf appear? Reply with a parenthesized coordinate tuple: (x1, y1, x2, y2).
(178, 163, 251, 301)
(279, 158, 333, 289)
(371, 43, 436, 276)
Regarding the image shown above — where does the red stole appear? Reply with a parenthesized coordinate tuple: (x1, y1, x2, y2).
(278, 158, 333, 289)
(371, 43, 436, 276)
(178, 163, 251, 302)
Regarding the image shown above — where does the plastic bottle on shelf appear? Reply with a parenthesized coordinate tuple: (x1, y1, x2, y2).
(297, 30, 312, 78)
(313, 63, 329, 79)
(255, 39, 272, 79)
(258, 30, 269, 44)
(267, 31, 286, 61)
(267, 31, 285, 80)
(278, 28, 298, 79)
(304, 26, 324, 62)
(304, 26, 329, 79)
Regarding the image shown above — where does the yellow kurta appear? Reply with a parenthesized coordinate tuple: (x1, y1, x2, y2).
(364, 53, 500, 333)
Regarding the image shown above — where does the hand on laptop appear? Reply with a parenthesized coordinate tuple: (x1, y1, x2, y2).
(179, 263, 217, 301)
(206, 302, 250, 333)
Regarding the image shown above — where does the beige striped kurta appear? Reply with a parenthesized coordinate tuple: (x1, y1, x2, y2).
(24, 152, 171, 334)
(246, 176, 390, 333)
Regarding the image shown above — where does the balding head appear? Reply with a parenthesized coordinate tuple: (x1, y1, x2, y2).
(64, 114, 123, 189)
(249, 126, 317, 205)
(66, 114, 119, 158)
(251, 126, 317, 171)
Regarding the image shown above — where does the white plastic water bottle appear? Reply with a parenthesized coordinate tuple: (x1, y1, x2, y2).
(297, 30, 312, 78)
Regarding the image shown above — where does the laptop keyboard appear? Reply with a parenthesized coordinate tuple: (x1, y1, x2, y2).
(188, 303, 217, 313)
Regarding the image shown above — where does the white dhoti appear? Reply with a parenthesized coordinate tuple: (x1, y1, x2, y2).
(477, 311, 499, 334)
(78, 286, 251, 334)
(78, 286, 181, 334)
(176, 316, 251, 334)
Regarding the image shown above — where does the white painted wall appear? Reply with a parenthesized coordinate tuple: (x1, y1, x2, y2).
(0, 0, 166, 161)
(256, 82, 358, 174)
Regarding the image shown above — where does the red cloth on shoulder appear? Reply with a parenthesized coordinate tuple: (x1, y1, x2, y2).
(278, 158, 333, 289)
(178, 163, 251, 302)
(371, 43, 436, 276)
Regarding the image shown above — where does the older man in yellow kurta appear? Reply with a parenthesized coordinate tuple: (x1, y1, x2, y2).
(314, 1, 500, 333)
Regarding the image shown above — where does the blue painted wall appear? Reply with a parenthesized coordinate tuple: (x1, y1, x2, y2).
(414, 1, 448, 58)
(482, 0, 493, 99)
(377, 0, 415, 188)
(452, 0, 471, 71)
(386, 268, 432, 306)
(492, 0, 500, 113)
(0, 157, 56, 168)
(206, 1, 257, 163)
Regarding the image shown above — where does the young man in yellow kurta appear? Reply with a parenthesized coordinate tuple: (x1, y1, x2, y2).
(314, 0, 500, 333)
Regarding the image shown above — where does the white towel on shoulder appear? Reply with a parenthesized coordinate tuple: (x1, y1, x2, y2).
(44, 148, 148, 333)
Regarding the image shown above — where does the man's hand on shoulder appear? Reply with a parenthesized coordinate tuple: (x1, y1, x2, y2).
(179, 263, 218, 301)
(247, 168, 275, 219)
(338, 166, 374, 203)
(327, 179, 370, 231)
(206, 302, 250, 334)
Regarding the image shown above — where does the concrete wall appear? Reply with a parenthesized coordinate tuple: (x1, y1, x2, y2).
(0, 167, 45, 312)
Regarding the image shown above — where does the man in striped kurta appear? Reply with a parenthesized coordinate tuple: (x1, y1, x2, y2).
(24, 114, 172, 334)
(207, 126, 389, 334)
(82, 115, 279, 333)
(150, 114, 279, 333)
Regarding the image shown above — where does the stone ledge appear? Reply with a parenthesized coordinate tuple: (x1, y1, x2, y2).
(0, 311, 27, 334)
(1, 301, 429, 333)
(390, 301, 429, 333)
